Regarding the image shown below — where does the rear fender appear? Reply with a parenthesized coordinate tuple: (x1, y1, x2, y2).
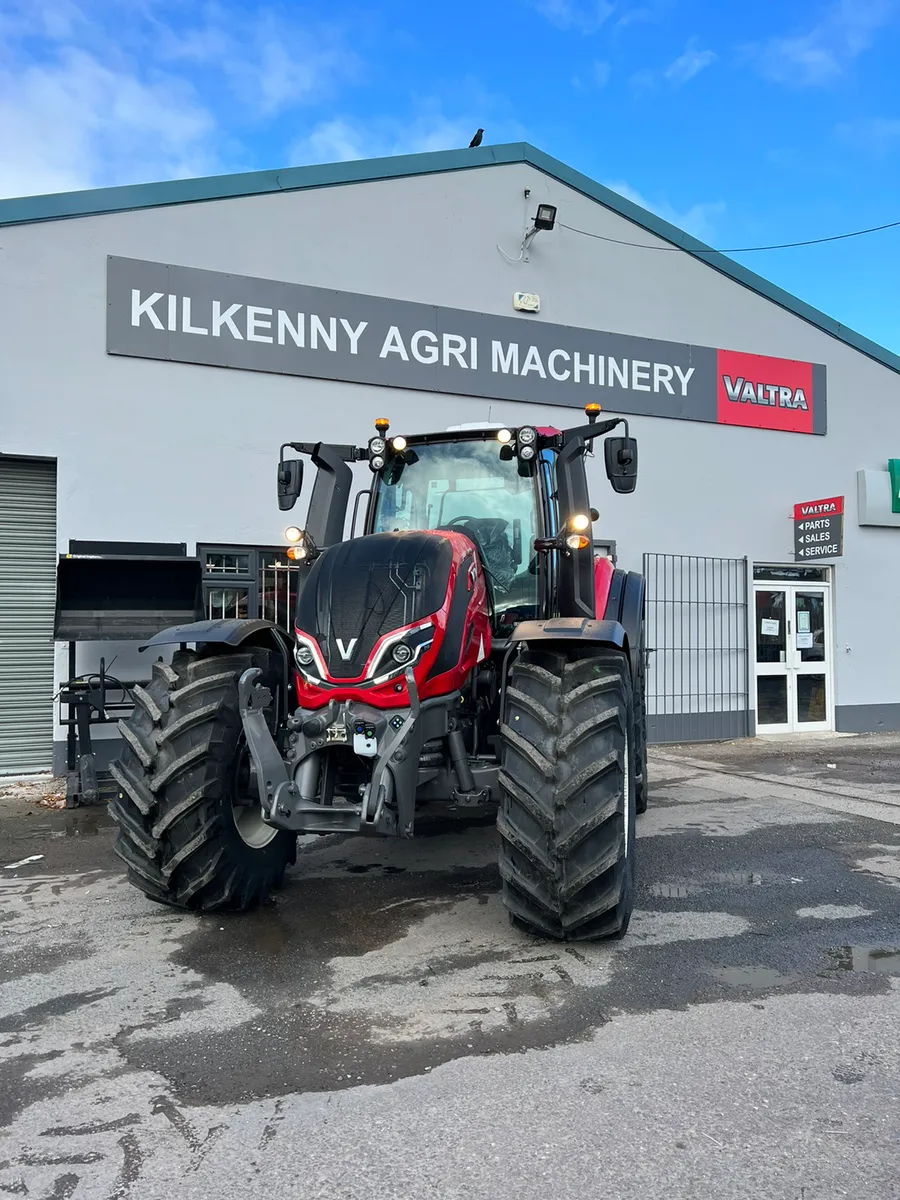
(507, 617, 627, 651)
(602, 570, 645, 681)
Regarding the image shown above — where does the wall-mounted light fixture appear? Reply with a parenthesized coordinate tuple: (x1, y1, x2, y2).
(522, 204, 558, 254)
(498, 202, 559, 265)
(533, 204, 557, 231)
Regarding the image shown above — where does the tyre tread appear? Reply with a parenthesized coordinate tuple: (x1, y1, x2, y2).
(498, 646, 636, 941)
(109, 647, 295, 913)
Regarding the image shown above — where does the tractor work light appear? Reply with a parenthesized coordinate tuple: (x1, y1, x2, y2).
(565, 533, 591, 551)
(284, 526, 302, 543)
(518, 444, 536, 462)
(569, 513, 591, 533)
(496, 428, 513, 444)
(369, 454, 386, 472)
(518, 426, 537, 445)
(391, 435, 408, 452)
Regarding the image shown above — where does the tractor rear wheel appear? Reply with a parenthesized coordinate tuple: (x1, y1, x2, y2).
(498, 648, 636, 940)
(109, 647, 296, 911)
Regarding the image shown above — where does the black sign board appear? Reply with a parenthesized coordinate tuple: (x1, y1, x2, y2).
(793, 496, 844, 561)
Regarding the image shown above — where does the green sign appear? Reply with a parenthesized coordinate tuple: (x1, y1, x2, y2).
(890, 459, 900, 514)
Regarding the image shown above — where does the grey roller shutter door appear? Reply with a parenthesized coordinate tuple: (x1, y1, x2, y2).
(0, 458, 57, 774)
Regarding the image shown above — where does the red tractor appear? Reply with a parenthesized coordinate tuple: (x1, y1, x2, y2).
(111, 406, 647, 940)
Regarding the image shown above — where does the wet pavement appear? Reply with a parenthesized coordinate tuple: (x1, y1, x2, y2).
(2, 734, 900, 1199)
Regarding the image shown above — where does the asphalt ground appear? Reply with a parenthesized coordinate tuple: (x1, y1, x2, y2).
(2, 733, 900, 1199)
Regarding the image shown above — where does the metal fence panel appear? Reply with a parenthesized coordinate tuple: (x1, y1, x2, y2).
(643, 553, 750, 744)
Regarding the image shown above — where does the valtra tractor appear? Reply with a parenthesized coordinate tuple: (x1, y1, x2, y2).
(110, 404, 647, 940)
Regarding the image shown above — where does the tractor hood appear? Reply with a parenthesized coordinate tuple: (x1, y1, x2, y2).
(295, 531, 454, 680)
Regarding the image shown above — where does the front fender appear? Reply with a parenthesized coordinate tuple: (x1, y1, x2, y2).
(139, 618, 283, 651)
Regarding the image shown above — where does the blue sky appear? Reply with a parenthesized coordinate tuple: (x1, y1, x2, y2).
(2, 0, 899, 351)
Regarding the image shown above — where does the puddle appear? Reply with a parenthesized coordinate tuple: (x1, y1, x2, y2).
(707, 871, 765, 886)
(825, 946, 900, 975)
(648, 871, 768, 897)
(709, 966, 800, 989)
(648, 882, 706, 898)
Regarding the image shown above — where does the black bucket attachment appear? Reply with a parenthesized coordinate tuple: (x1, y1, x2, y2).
(54, 547, 204, 807)
(55, 555, 203, 641)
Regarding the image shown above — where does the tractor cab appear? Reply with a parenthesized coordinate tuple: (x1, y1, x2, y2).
(367, 428, 544, 635)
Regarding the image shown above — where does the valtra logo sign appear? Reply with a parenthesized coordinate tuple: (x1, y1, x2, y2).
(107, 257, 827, 435)
(718, 350, 817, 435)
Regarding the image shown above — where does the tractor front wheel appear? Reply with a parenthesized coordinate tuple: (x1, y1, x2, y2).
(109, 647, 296, 911)
(498, 648, 636, 940)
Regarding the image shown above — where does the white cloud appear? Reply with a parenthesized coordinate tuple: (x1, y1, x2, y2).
(159, 4, 359, 116)
(0, 0, 361, 198)
(750, 0, 895, 86)
(528, 0, 615, 34)
(604, 178, 726, 244)
(289, 113, 481, 165)
(836, 116, 900, 153)
(572, 59, 611, 90)
(592, 59, 612, 85)
(0, 47, 216, 198)
(664, 38, 716, 83)
(630, 37, 716, 89)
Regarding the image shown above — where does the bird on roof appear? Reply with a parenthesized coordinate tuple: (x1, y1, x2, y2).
(469, 129, 484, 148)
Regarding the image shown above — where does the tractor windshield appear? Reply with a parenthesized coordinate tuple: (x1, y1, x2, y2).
(370, 439, 541, 631)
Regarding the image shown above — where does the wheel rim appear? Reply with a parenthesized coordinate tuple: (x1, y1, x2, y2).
(232, 746, 278, 849)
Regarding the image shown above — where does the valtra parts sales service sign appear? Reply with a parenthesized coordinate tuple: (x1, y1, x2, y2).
(107, 257, 827, 435)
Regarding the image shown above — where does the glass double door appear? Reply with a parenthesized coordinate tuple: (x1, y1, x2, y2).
(754, 583, 832, 732)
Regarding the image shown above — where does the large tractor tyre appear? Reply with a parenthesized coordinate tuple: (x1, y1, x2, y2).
(498, 648, 636, 941)
(109, 647, 296, 912)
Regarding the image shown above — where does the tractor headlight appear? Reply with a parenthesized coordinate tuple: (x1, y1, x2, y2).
(369, 436, 386, 455)
(294, 642, 314, 667)
(368, 621, 435, 683)
(370, 453, 386, 472)
(518, 444, 536, 461)
(518, 426, 537, 445)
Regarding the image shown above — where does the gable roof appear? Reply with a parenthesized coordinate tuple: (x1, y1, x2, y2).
(1, 141, 897, 376)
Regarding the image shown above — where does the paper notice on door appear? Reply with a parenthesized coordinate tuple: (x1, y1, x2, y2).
(761, 619, 780, 636)
(798, 611, 811, 633)
(797, 632, 814, 649)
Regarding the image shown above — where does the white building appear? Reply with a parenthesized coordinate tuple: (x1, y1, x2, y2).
(1, 141, 899, 775)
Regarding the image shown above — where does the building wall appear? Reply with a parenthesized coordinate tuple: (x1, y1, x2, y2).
(1, 161, 899, 745)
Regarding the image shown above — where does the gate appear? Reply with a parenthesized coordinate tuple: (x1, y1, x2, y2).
(643, 553, 750, 744)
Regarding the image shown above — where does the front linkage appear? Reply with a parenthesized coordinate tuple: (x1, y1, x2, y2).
(238, 665, 455, 838)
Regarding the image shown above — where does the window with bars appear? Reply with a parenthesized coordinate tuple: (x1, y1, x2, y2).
(197, 544, 299, 629)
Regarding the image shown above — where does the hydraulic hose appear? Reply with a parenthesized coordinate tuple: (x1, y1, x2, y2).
(447, 729, 477, 794)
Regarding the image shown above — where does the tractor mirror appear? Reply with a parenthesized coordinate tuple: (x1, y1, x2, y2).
(277, 458, 303, 510)
(604, 436, 638, 494)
